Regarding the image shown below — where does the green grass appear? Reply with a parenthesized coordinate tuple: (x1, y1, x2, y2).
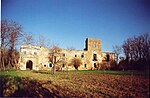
(1, 70, 149, 77)
(1, 70, 18, 76)
(67, 70, 149, 76)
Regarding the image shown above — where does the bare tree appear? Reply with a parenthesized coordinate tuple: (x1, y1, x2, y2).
(36, 34, 52, 48)
(8, 21, 22, 69)
(67, 46, 76, 51)
(0, 20, 22, 70)
(113, 45, 122, 64)
(49, 45, 64, 74)
(37, 35, 46, 47)
(1, 20, 10, 69)
(23, 32, 34, 45)
(122, 33, 150, 70)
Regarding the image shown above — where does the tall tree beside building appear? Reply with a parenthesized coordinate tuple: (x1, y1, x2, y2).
(0, 20, 22, 70)
(1, 20, 10, 69)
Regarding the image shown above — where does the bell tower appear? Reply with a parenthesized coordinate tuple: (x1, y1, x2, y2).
(85, 38, 101, 51)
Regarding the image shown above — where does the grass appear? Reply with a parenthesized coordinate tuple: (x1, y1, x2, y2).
(0, 70, 149, 97)
(1, 70, 149, 76)
(69, 70, 132, 75)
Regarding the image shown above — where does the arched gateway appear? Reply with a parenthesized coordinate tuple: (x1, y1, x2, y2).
(26, 60, 33, 70)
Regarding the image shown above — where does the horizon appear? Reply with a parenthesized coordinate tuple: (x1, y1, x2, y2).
(2, 0, 150, 52)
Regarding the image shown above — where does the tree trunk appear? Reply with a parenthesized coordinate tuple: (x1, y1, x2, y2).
(52, 65, 55, 74)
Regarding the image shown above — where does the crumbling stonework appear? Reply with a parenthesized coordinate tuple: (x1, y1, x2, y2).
(18, 38, 115, 70)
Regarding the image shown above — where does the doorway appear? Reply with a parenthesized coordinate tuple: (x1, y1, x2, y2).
(26, 60, 33, 70)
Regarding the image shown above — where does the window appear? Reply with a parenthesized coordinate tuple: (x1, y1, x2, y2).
(62, 64, 65, 67)
(94, 63, 97, 68)
(93, 44, 96, 48)
(49, 63, 52, 67)
(84, 64, 87, 68)
(75, 54, 77, 57)
(81, 53, 84, 58)
(106, 54, 110, 62)
(93, 54, 97, 61)
(63, 53, 66, 57)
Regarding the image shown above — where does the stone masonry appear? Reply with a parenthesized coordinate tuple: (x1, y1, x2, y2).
(18, 38, 115, 70)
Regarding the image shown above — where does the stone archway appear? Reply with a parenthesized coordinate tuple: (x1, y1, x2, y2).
(26, 60, 33, 70)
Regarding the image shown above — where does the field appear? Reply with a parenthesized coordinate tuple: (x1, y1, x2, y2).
(0, 70, 149, 97)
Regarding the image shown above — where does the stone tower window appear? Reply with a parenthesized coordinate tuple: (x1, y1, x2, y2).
(93, 44, 96, 48)
(93, 54, 97, 61)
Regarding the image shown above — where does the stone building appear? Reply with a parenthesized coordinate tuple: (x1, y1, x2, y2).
(18, 38, 115, 70)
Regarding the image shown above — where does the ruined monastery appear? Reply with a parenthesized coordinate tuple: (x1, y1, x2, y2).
(19, 38, 115, 70)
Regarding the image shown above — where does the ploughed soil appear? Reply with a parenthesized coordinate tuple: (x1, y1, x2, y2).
(0, 70, 149, 97)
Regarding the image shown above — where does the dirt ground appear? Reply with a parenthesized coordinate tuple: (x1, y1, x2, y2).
(1, 70, 149, 97)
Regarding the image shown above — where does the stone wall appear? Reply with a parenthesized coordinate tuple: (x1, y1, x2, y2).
(18, 38, 115, 70)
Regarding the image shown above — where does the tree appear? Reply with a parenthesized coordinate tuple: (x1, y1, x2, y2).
(69, 58, 82, 70)
(23, 32, 34, 45)
(36, 34, 51, 48)
(122, 33, 150, 70)
(8, 21, 22, 69)
(67, 46, 76, 51)
(48, 45, 64, 74)
(113, 45, 122, 64)
(1, 20, 10, 69)
(1, 20, 22, 70)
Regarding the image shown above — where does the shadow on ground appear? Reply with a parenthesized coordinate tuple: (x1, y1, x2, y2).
(0, 75, 64, 97)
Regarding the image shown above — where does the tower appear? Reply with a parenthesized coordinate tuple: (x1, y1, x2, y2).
(85, 38, 101, 51)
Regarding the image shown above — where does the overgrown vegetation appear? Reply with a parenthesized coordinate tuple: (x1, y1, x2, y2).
(69, 58, 82, 70)
(0, 70, 149, 97)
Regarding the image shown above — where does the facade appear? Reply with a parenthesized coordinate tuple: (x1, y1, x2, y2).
(18, 38, 115, 70)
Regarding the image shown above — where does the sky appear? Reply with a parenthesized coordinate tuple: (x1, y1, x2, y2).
(2, 0, 150, 52)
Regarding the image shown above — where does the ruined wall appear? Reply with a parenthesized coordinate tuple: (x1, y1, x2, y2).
(19, 38, 115, 70)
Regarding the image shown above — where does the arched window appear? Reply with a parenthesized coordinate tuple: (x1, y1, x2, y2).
(49, 63, 52, 67)
(75, 54, 77, 57)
